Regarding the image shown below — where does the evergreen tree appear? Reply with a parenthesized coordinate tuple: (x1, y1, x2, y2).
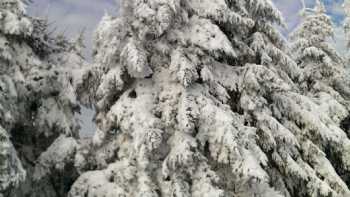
(70, 0, 350, 197)
(291, 0, 350, 103)
(0, 0, 32, 194)
(0, 0, 87, 196)
(289, 0, 350, 191)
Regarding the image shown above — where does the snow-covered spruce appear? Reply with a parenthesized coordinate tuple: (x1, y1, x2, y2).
(0, 0, 87, 196)
(70, 0, 350, 197)
(290, 0, 350, 105)
(290, 2, 350, 177)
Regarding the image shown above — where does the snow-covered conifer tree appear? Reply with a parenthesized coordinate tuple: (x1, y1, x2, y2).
(0, 0, 32, 195)
(289, 0, 350, 191)
(70, 0, 350, 197)
(291, 0, 350, 103)
(0, 1, 87, 196)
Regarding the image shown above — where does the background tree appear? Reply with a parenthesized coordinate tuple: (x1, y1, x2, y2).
(70, 0, 350, 197)
(0, 0, 88, 196)
(291, 0, 350, 103)
(289, 0, 350, 189)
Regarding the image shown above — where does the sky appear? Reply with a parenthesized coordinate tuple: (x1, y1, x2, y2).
(28, 0, 119, 59)
(273, 0, 347, 54)
(28, 0, 348, 136)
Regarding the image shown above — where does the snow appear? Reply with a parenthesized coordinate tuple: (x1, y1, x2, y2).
(34, 135, 78, 180)
(188, 0, 254, 28)
(0, 126, 26, 192)
(182, 17, 237, 58)
(3, 0, 350, 197)
(121, 38, 153, 78)
(170, 49, 199, 87)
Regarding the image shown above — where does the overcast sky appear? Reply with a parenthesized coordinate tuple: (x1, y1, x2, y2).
(27, 0, 348, 136)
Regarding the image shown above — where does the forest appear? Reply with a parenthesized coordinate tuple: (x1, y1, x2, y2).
(2, 0, 350, 197)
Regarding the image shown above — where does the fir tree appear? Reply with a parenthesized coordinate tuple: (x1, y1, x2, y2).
(0, 0, 32, 194)
(0, 0, 87, 196)
(70, 0, 350, 197)
(291, 0, 350, 102)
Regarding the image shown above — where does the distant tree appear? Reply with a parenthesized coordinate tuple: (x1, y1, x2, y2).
(290, 0, 350, 189)
(291, 0, 350, 102)
(70, 0, 350, 197)
(0, 0, 88, 196)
